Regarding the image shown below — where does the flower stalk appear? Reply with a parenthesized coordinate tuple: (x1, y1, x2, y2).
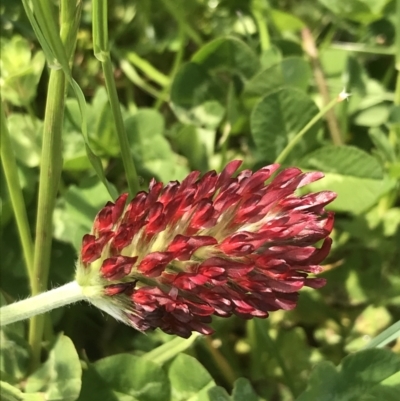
(92, 0, 140, 197)
(0, 282, 86, 326)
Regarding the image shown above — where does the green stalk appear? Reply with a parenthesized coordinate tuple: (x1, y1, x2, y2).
(1, 282, 86, 326)
(93, 0, 139, 197)
(29, 68, 65, 369)
(251, 0, 271, 51)
(330, 42, 395, 55)
(122, 51, 169, 87)
(363, 320, 400, 349)
(143, 334, 200, 364)
(0, 100, 35, 284)
(389, 0, 400, 147)
(28, 0, 81, 370)
(275, 92, 348, 165)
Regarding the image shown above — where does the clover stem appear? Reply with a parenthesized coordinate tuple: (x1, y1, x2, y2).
(0, 282, 86, 326)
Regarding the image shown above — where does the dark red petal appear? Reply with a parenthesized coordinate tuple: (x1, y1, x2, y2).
(304, 277, 326, 288)
(146, 180, 163, 208)
(189, 200, 216, 230)
(113, 193, 128, 222)
(238, 164, 279, 194)
(138, 252, 173, 277)
(158, 181, 179, 205)
(104, 281, 137, 296)
(167, 235, 217, 260)
(194, 171, 218, 200)
(112, 223, 141, 251)
(124, 192, 147, 223)
(218, 233, 255, 256)
(81, 234, 98, 263)
(81, 231, 113, 263)
(101, 256, 138, 280)
(94, 202, 114, 233)
(269, 167, 302, 189)
(145, 202, 166, 234)
(216, 160, 242, 188)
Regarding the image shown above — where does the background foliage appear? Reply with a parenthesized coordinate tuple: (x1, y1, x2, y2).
(1, 0, 400, 400)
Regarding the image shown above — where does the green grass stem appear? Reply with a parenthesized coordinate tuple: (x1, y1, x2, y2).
(93, 0, 140, 197)
(28, 0, 82, 371)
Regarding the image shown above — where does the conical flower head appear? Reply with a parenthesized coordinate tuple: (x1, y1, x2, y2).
(77, 161, 336, 338)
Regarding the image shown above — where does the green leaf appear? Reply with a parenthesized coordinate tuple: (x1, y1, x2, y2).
(341, 348, 400, 387)
(299, 145, 395, 214)
(296, 349, 400, 401)
(369, 127, 397, 164)
(171, 62, 225, 129)
(296, 361, 339, 401)
(192, 36, 260, 79)
(168, 354, 215, 401)
(318, 0, 391, 23)
(300, 145, 384, 179)
(93, 354, 170, 401)
(354, 104, 390, 127)
(77, 365, 119, 401)
(270, 9, 305, 32)
(171, 37, 259, 130)
(0, 36, 45, 106)
(207, 387, 231, 401)
(125, 109, 189, 182)
(0, 328, 30, 384)
(367, 371, 400, 401)
(6, 114, 42, 167)
(53, 177, 112, 250)
(171, 125, 213, 172)
(25, 334, 82, 401)
(244, 57, 312, 100)
(231, 378, 260, 401)
(250, 88, 320, 163)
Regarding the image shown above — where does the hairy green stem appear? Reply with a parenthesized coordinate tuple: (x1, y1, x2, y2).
(275, 93, 348, 165)
(93, 0, 140, 197)
(0, 101, 35, 284)
(0, 282, 85, 326)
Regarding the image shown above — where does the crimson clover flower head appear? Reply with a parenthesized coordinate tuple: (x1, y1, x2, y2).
(76, 161, 336, 338)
